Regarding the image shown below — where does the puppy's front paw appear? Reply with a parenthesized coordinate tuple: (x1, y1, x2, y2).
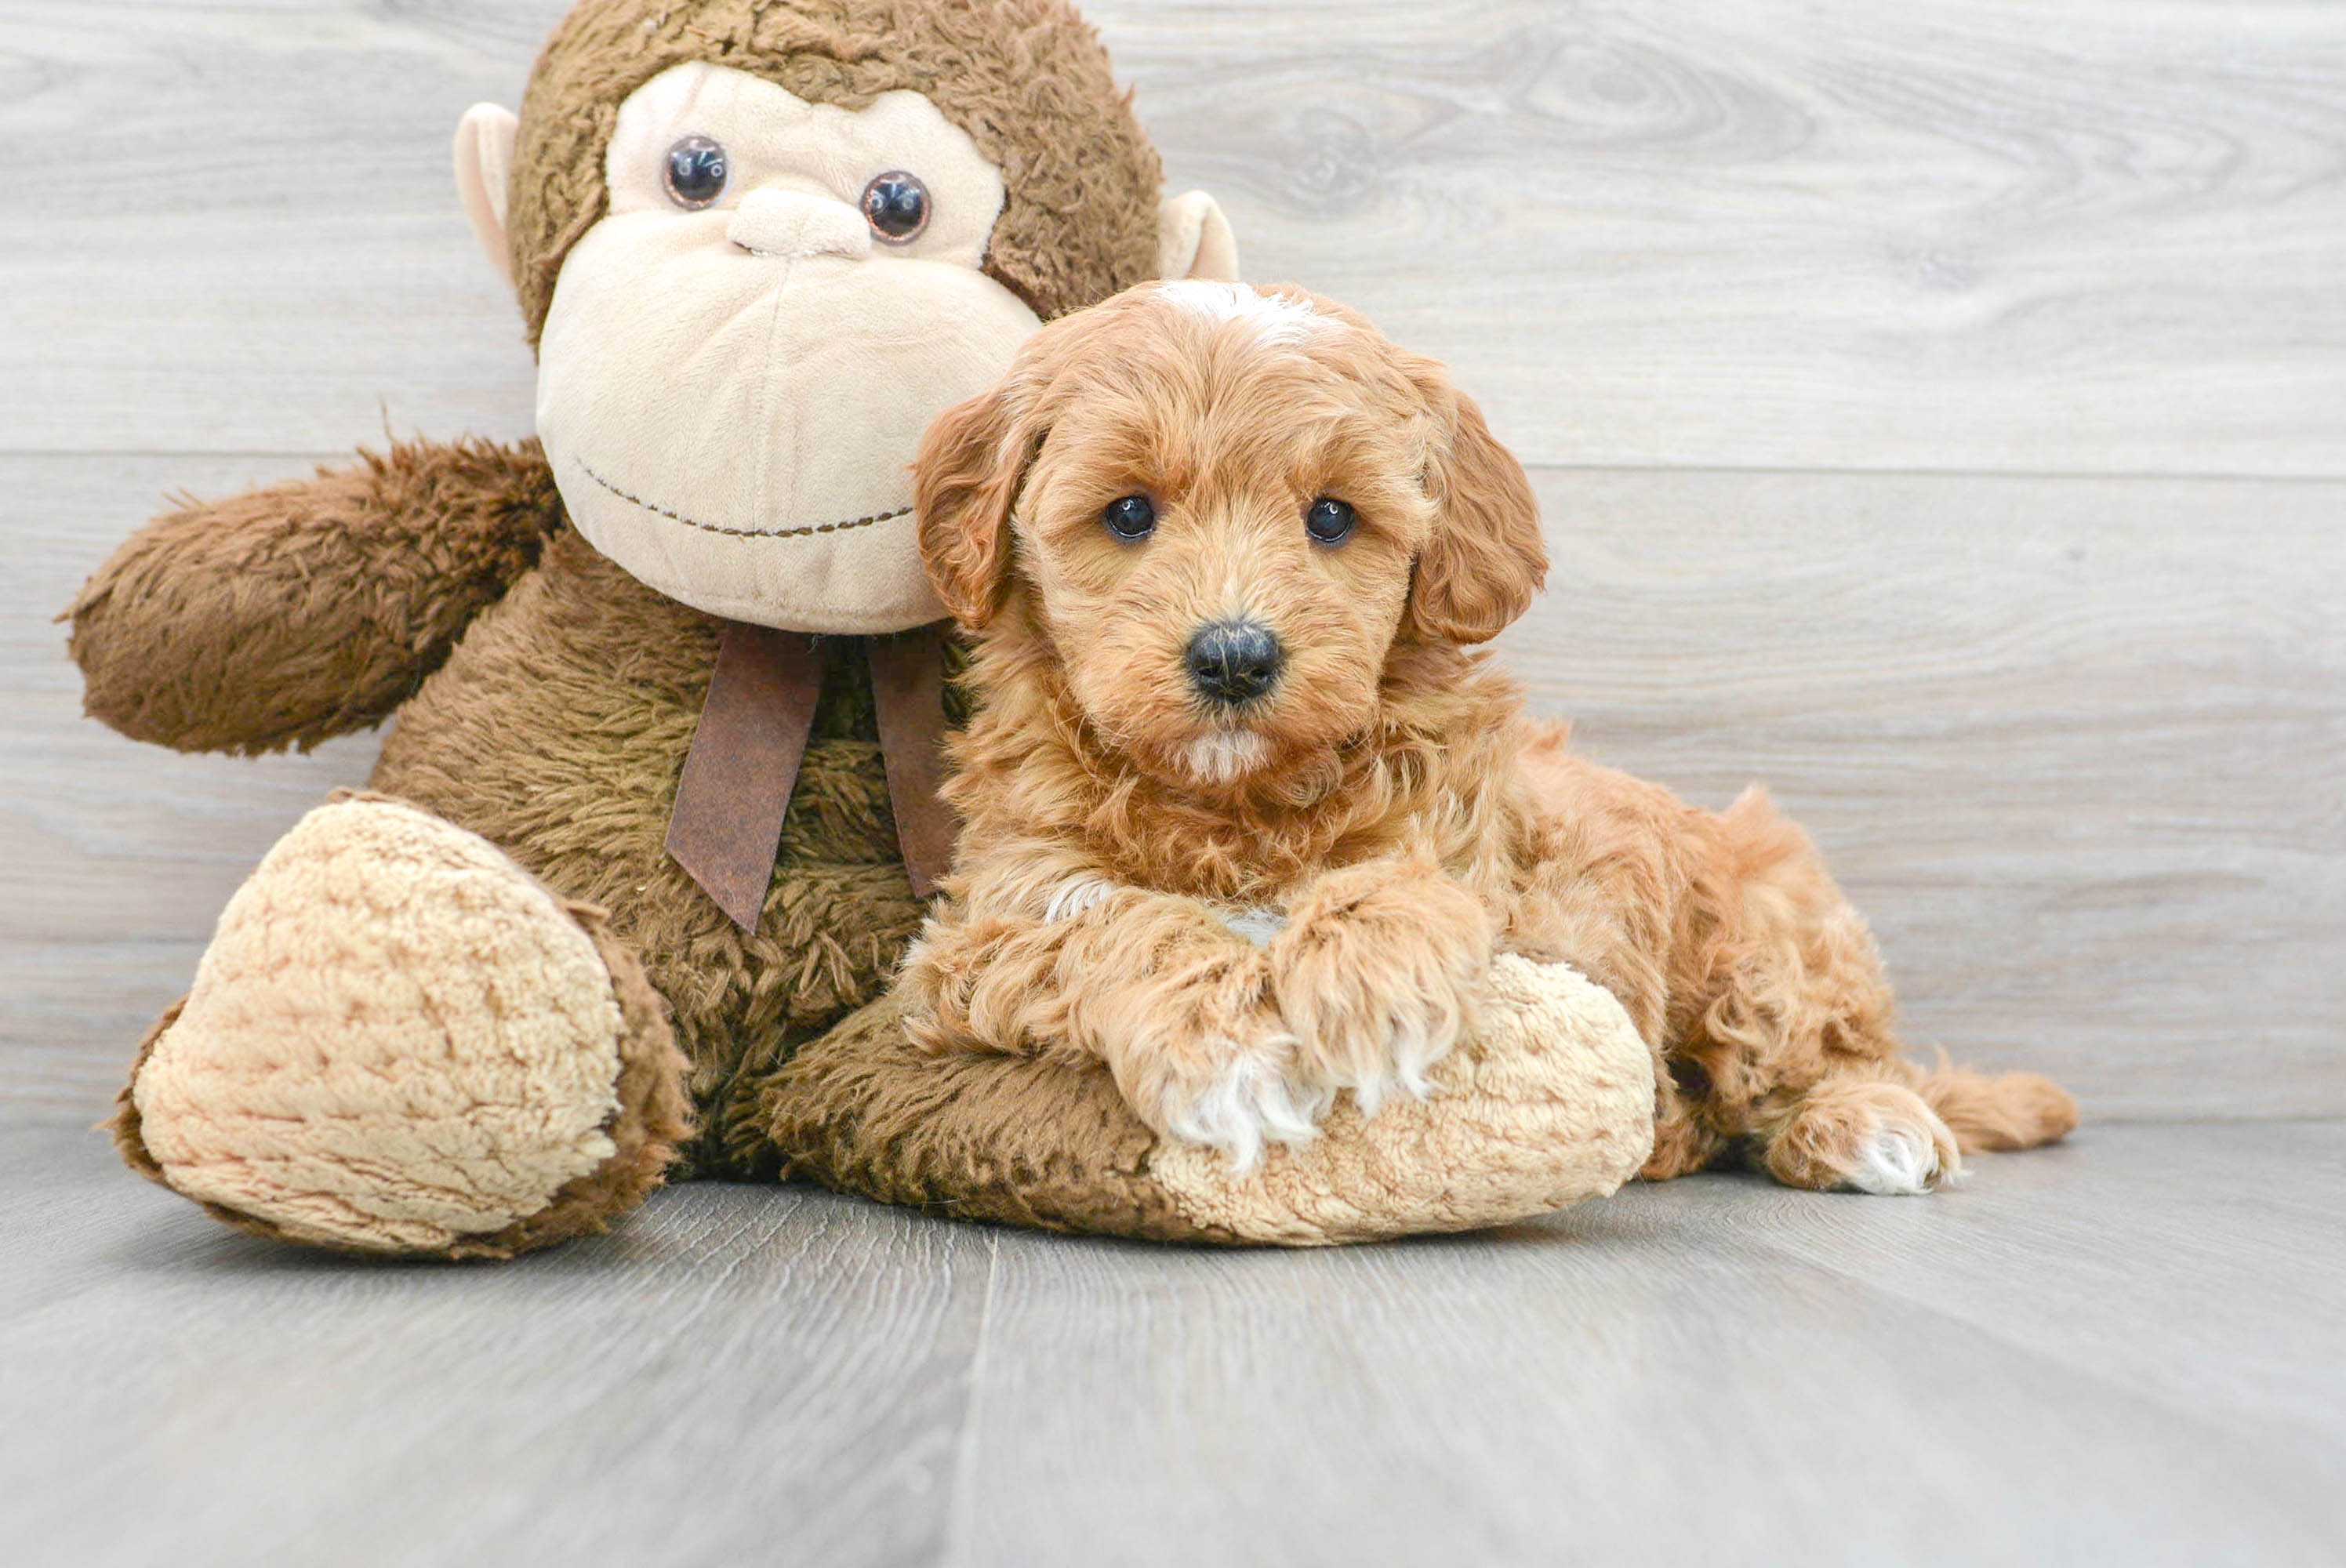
(1268, 859, 1492, 1115)
(1104, 953, 1331, 1171)
(1157, 1033, 1331, 1173)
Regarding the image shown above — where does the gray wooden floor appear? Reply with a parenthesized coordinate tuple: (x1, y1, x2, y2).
(5, 2, 2344, 1563)
(5, 1109, 2343, 1567)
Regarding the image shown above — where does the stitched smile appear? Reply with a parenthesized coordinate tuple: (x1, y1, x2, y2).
(576, 456, 913, 539)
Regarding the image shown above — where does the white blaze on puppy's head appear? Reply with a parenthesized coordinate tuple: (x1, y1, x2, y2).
(1154, 280, 1330, 347)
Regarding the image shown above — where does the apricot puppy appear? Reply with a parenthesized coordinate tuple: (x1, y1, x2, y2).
(903, 280, 2077, 1190)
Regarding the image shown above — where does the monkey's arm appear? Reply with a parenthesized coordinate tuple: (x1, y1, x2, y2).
(67, 437, 564, 754)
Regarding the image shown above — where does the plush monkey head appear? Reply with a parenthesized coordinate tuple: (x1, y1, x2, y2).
(455, 0, 1236, 633)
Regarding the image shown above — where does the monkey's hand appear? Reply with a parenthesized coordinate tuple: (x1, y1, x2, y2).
(65, 437, 562, 754)
(1266, 851, 1494, 1118)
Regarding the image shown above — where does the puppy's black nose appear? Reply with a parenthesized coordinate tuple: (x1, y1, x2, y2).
(1186, 619, 1284, 706)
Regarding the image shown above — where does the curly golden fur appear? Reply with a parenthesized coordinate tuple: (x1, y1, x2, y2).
(905, 280, 2078, 1189)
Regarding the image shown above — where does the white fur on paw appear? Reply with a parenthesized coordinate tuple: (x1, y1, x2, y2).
(1218, 906, 1289, 949)
(1042, 874, 1119, 923)
(1388, 999, 1451, 1107)
(1163, 1040, 1331, 1174)
(1338, 991, 1464, 1119)
(1843, 1120, 1952, 1196)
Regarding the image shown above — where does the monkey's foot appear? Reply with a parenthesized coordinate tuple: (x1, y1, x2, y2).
(1146, 955, 1657, 1243)
(114, 794, 691, 1258)
(755, 954, 1655, 1246)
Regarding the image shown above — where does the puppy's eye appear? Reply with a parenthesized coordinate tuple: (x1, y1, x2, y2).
(1102, 495, 1157, 542)
(1306, 496, 1357, 546)
(862, 171, 931, 243)
(663, 136, 730, 209)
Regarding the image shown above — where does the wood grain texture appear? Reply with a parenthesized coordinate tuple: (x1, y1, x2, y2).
(0, 1121, 995, 1568)
(1501, 466, 2346, 1116)
(4, 1, 2342, 472)
(953, 1127, 2346, 1568)
(10, 456, 2337, 1119)
(1109, 0, 2346, 475)
(2, 1119, 2340, 1566)
(2, 456, 383, 948)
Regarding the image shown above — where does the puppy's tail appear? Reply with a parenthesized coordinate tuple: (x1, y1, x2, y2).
(1905, 1051, 2079, 1153)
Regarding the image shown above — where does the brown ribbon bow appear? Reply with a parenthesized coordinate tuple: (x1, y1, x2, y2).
(666, 621, 957, 931)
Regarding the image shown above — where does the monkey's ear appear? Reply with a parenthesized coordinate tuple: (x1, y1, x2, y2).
(1157, 191, 1240, 281)
(454, 103, 521, 288)
(1405, 377, 1549, 645)
(915, 379, 1037, 629)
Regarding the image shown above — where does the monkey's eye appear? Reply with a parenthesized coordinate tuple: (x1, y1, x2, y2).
(862, 171, 931, 243)
(1306, 497, 1357, 546)
(1102, 495, 1156, 542)
(663, 136, 730, 209)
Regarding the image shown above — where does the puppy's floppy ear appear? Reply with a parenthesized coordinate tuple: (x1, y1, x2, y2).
(915, 378, 1037, 629)
(1404, 371, 1548, 645)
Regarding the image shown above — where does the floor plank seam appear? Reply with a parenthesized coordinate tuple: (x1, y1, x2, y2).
(939, 1228, 1001, 1568)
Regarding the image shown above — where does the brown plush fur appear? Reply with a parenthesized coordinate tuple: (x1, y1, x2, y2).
(511, 0, 1164, 343)
(368, 528, 928, 1172)
(67, 438, 562, 755)
(753, 988, 1239, 1241)
(905, 283, 2079, 1189)
(67, 0, 1172, 1235)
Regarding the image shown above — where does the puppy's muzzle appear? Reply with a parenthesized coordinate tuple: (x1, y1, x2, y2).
(1186, 619, 1284, 707)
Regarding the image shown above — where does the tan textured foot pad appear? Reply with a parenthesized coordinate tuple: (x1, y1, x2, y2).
(754, 954, 1654, 1247)
(118, 794, 688, 1256)
(1148, 955, 1657, 1243)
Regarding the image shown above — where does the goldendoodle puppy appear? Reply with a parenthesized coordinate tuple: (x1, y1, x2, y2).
(902, 280, 2076, 1192)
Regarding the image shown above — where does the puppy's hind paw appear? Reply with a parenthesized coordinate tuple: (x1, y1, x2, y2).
(1843, 1120, 1960, 1196)
(1161, 1040, 1332, 1174)
(1763, 1080, 1964, 1196)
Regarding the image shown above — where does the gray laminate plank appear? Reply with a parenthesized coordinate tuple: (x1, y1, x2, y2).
(1629, 1125, 2346, 1450)
(0, 1121, 990, 1568)
(1112, 0, 2346, 476)
(0, 0, 565, 455)
(0, 941, 212, 1055)
(10, 456, 2338, 1118)
(2, 454, 383, 952)
(952, 1124, 2346, 1568)
(4, 2, 2344, 474)
(9, 1118, 2341, 1566)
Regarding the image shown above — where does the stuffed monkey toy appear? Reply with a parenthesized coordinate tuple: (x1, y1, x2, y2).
(67, 0, 1656, 1257)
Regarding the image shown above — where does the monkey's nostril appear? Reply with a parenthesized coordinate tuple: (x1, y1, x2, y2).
(1185, 620, 1285, 706)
